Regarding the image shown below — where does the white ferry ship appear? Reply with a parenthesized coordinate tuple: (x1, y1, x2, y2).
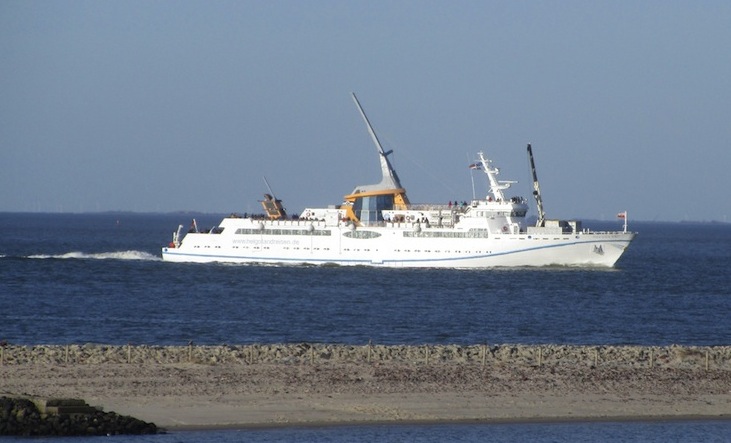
(162, 94, 635, 268)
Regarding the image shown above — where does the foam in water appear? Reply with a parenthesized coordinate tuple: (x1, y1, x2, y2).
(27, 251, 161, 261)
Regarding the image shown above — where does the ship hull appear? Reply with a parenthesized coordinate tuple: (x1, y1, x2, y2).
(161, 219, 634, 268)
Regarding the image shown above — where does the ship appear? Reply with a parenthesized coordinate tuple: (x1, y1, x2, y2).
(161, 94, 635, 267)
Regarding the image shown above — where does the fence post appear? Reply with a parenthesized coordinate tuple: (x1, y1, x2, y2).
(482, 344, 487, 367)
(705, 350, 709, 371)
(188, 341, 193, 363)
(367, 339, 372, 363)
(538, 347, 542, 367)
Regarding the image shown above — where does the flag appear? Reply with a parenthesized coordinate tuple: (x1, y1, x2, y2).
(468, 163, 482, 170)
(617, 211, 626, 219)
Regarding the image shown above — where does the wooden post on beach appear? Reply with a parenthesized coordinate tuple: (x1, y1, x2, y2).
(538, 347, 542, 367)
(367, 340, 372, 363)
(650, 349, 654, 368)
(310, 344, 315, 365)
(594, 348, 598, 367)
(705, 350, 709, 371)
(0, 346, 3, 366)
(482, 344, 487, 367)
(425, 346, 430, 365)
(188, 341, 193, 363)
(65, 345, 69, 364)
(127, 343, 132, 364)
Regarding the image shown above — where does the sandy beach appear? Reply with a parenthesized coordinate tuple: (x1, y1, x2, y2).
(2, 344, 730, 429)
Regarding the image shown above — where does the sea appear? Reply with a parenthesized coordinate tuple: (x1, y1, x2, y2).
(1, 212, 730, 442)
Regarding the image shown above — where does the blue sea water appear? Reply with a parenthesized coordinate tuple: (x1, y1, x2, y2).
(1, 420, 730, 443)
(1, 212, 730, 441)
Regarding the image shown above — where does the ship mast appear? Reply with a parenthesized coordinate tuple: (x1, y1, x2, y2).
(527, 144, 546, 227)
(477, 151, 515, 202)
(351, 93, 408, 199)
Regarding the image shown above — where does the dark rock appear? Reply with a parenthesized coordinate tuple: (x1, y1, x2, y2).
(0, 396, 159, 436)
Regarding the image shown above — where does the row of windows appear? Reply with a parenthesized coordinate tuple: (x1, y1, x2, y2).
(234, 228, 331, 236)
(404, 229, 489, 239)
(393, 249, 490, 255)
(194, 244, 491, 255)
(233, 227, 491, 239)
(343, 230, 382, 239)
(472, 210, 527, 218)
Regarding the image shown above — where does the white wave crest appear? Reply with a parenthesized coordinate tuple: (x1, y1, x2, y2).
(27, 250, 161, 261)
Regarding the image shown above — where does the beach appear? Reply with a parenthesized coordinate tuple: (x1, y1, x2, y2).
(1, 344, 730, 429)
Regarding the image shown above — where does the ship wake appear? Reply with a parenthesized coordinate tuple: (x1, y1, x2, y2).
(25, 250, 161, 261)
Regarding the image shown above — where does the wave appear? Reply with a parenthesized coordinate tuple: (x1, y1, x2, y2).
(25, 250, 161, 261)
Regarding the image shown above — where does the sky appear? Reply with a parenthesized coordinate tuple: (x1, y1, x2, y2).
(2, 1, 730, 222)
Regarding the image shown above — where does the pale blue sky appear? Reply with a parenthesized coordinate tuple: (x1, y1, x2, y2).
(2, 1, 730, 222)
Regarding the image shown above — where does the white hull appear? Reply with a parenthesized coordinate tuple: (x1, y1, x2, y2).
(162, 218, 634, 268)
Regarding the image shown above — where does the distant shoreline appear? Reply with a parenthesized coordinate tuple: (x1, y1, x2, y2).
(2, 344, 730, 429)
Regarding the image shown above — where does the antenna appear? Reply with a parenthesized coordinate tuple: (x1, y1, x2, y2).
(527, 144, 546, 227)
(263, 176, 276, 198)
(470, 170, 477, 200)
(352, 93, 387, 157)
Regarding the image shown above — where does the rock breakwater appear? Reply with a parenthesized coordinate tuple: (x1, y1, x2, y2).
(1, 343, 729, 370)
(0, 396, 158, 436)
